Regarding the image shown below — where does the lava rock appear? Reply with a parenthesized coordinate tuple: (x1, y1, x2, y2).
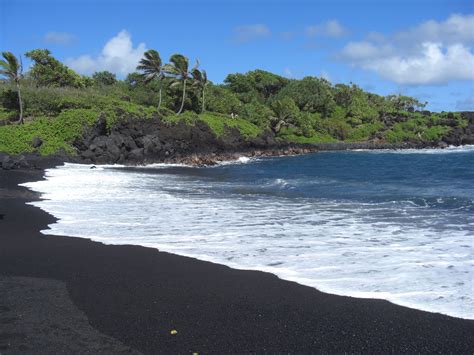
(2, 156, 16, 170)
(31, 136, 43, 148)
(128, 148, 144, 161)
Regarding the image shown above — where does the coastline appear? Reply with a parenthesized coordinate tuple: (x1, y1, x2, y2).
(1, 161, 473, 353)
(0, 140, 461, 170)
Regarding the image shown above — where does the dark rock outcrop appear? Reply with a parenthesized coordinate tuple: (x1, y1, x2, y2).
(3, 111, 474, 170)
(1, 154, 30, 170)
(74, 117, 292, 166)
(442, 112, 474, 145)
(31, 137, 43, 149)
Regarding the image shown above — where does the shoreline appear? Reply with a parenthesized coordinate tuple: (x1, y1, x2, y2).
(1, 141, 469, 170)
(1, 160, 473, 352)
(22, 150, 474, 321)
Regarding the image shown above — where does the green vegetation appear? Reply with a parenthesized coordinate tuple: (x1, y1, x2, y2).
(0, 109, 98, 155)
(136, 50, 164, 110)
(0, 47, 468, 156)
(0, 52, 24, 124)
(164, 54, 193, 115)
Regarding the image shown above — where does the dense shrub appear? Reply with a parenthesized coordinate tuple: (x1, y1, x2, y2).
(0, 48, 466, 155)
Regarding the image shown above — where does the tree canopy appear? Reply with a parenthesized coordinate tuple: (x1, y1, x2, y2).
(25, 49, 86, 88)
(1, 46, 461, 149)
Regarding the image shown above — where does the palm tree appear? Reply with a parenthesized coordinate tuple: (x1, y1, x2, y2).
(191, 65, 208, 113)
(136, 50, 164, 110)
(270, 98, 299, 133)
(163, 54, 192, 115)
(0, 51, 23, 124)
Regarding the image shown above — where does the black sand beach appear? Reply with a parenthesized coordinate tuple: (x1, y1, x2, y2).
(1, 163, 473, 354)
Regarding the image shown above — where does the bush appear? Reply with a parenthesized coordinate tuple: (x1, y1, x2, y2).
(164, 111, 262, 139)
(278, 127, 336, 143)
(240, 100, 273, 128)
(205, 85, 243, 116)
(321, 117, 352, 140)
(0, 109, 99, 155)
(346, 122, 384, 141)
(422, 125, 450, 141)
(200, 112, 262, 138)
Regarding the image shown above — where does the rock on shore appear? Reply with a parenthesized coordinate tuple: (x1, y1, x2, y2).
(1, 111, 474, 170)
(73, 116, 316, 166)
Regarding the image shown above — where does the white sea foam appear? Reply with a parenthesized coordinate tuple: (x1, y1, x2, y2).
(354, 145, 474, 154)
(213, 156, 255, 166)
(22, 162, 474, 319)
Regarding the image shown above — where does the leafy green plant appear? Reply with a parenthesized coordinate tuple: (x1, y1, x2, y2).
(0, 108, 98, 155)
(0, 51, 24, 123)
(25, 49, 86, 88)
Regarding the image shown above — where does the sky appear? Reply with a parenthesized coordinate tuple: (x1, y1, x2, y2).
(1, 0, 473, 112)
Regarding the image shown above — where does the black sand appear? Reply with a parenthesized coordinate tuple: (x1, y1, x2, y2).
(1, 165, 473, 354)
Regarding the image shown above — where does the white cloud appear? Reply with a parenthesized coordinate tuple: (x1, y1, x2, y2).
(44, 32, 76, 45)
(283, 67, 293, 77)
(233, 24, 270, 43)
(340, 14, 474, 85)
(67, 30, 146, 76)
(306, 20, 348, 38)
(394, 14, 474, 45)
(365, 32, 386, 43)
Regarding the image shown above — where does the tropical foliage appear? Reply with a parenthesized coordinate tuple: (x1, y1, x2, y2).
(0, 51, 24, 124)
(136, 50, 164, 110)
(0, 47, 469, 156)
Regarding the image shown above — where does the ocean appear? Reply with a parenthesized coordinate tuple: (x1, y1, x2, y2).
(23, 146, 474, 319)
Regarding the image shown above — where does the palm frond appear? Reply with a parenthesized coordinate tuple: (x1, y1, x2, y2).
(0, 59, 8, 70)
(191, 68, 202, 81)
(193, 58, 200, 70)
(169, 80, 183, 89)
(169, 54, 189, 76)
(0, 52, 20, 81)
(137, 49, 162, 77)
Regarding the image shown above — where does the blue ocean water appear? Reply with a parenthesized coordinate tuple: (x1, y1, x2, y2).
(24, 146, 474, 319)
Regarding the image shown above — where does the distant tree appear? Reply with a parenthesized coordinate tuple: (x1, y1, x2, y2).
(205, 85, 242, 117)
(0, 51, 24, 124)
(270, 97, 299, 133)
(124, 72, 143, 88)
(191, 65, 209, 113)
(224, 69, 289, 103)
(136, 50, 164, 110)
(386, 94, 427, 112)
(250, 70, 289, 100)
(224, 73, 256, 103)
(92, 71, 117, 86)
(81, 75, 94, 88)
(334, 83, 379, 125)
(333, 83, 353, 109)
(164, 54, 192, 115)
(240, 100, 274, 128)
(25, 49, 84, 88)
(274, 77, 335, 117)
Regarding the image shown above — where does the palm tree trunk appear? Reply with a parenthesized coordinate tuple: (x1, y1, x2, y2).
(177, 79, 187, 115)
(202, 88, 205, 113)
(16, 81, 23, 125)
(158, 88, 162, 111)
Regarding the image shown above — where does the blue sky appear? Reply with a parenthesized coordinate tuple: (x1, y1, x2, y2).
(1, 0, 473, 111)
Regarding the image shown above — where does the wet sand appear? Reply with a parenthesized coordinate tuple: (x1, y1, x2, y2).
(1, 164, 473, 353)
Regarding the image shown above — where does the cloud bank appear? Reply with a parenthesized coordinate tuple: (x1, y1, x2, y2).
(339, 14, 474, 85)
(306, 20, 348, 38)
